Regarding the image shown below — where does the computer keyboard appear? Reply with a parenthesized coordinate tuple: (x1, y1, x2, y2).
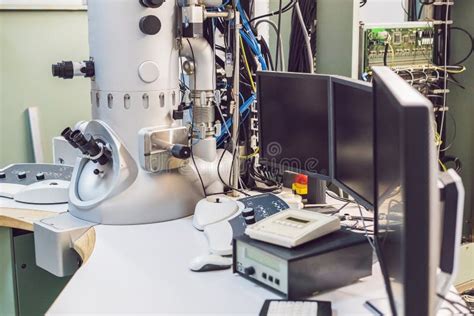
(259, 300, 332, 316)
(269, 301, 317, 315)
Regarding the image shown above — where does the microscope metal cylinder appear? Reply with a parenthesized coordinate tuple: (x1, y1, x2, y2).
(88, 0, 179, 157)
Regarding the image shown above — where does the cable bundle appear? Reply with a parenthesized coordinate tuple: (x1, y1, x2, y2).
(288, 0, 317, 73)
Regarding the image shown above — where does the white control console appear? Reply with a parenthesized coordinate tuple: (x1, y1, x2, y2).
(245, 209, 341, 248)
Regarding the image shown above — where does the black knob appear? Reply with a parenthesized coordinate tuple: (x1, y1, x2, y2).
(52, 61, 74, 79)
(173, 103, 185, 120)
(244, 266, 255, 276)
(80, 60, 95, 78)
(139, 15, 161, 35)
(172, 109, 184, 120)
(0, 172, 6, 179)
(243, 208, 256, 225)
(36, 173, 45, 181)
(139, 0, 165, 8)
(18, 172, 27, 180)
(170, 144, 191, 160)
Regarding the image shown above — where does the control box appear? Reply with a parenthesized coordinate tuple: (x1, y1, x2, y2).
(233, 229, 372, 299)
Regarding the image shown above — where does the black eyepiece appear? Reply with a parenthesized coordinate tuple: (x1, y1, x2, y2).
(61, 127, 111, 165)
(61, 127, 79, 148)
(52, 61, 74, 79)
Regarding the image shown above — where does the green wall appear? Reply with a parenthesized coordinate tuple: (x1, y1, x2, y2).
(448, 0, 474, 240)
(0, 10, 90, 166)
(0, 228, 17, 315)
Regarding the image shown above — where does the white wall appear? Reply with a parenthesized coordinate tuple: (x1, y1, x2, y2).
(359, 0, 406, 23)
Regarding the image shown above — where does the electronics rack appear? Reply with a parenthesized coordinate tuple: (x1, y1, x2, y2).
(359, 22, 435, 80)
(358, 16, 461, 166)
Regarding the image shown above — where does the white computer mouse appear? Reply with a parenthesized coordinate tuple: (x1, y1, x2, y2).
(14, 180, 69, 204)
(188, 254, 232, 272)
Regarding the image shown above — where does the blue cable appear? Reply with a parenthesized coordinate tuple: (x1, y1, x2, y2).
(219, 0, 230, 8)
(236, 1, 268, 70)
(240, 32, 267, 70)
(217, 94, 256, 145)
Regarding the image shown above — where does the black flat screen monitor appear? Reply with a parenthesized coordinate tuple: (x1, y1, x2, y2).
(331, 77, 374, 208)
(373, 67, 440, 316)
(257, 71, 330, 180)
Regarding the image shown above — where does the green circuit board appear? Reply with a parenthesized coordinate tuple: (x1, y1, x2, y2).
(361, 24, 434, 73)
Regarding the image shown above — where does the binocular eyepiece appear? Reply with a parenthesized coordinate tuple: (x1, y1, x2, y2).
(61, 127, 111, 165)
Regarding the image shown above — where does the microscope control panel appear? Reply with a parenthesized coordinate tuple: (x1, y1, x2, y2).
(0, 164, 73, 186)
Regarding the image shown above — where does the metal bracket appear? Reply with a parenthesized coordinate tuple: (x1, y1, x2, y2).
(139, 126, 190, 172)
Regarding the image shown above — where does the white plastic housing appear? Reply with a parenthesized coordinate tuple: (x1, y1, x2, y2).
(88, 0, 180, 157)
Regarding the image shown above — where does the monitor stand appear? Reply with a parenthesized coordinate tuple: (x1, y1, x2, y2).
(307, 177, 326, 204)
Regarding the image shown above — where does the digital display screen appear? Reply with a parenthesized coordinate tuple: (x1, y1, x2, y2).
(258, 72, 330, 178)
(332, 79, 374, 207)
(286, 217, 310, 224)
(245, 247, 280, 272)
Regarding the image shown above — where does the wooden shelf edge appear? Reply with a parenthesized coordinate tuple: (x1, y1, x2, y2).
(456, 280, 474, 294)
(73, 227, 96, 264)
(0, 207, 58, 231)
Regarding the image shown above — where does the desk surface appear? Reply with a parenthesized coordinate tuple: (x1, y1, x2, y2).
(0, 196, 468, 315)
(47, 215, 468, 315)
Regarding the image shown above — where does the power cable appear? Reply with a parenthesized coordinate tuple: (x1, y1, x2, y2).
(275, 0, 283, 71)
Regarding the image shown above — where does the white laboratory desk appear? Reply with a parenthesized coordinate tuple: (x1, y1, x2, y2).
(47, 211, 469, 315)
(0, 195, 468, 315)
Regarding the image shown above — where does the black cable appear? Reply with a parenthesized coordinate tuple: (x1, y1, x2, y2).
(417, 3, 425, 20)
(326, 190, 357, 204)
(448, 27, 474, 65)
(436, 293, 465, 314)
(248, 0, 296, 23)
(383, 43, 389, 66)
(259, 38, 275, 71)
(184, 38, 207, 197)
(288, 0, 317, 73)
(360, 0, 368, 7)
(217, 124, 251, 197)
(275, 0, 283, 71)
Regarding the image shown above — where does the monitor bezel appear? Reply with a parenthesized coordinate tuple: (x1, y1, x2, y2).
(372, 66, 439, 316)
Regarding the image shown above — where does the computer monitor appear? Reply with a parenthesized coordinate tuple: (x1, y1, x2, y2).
(330, 76, 374, 208)
(257, 71, 330, 180)
(372, 67, 440, 316)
